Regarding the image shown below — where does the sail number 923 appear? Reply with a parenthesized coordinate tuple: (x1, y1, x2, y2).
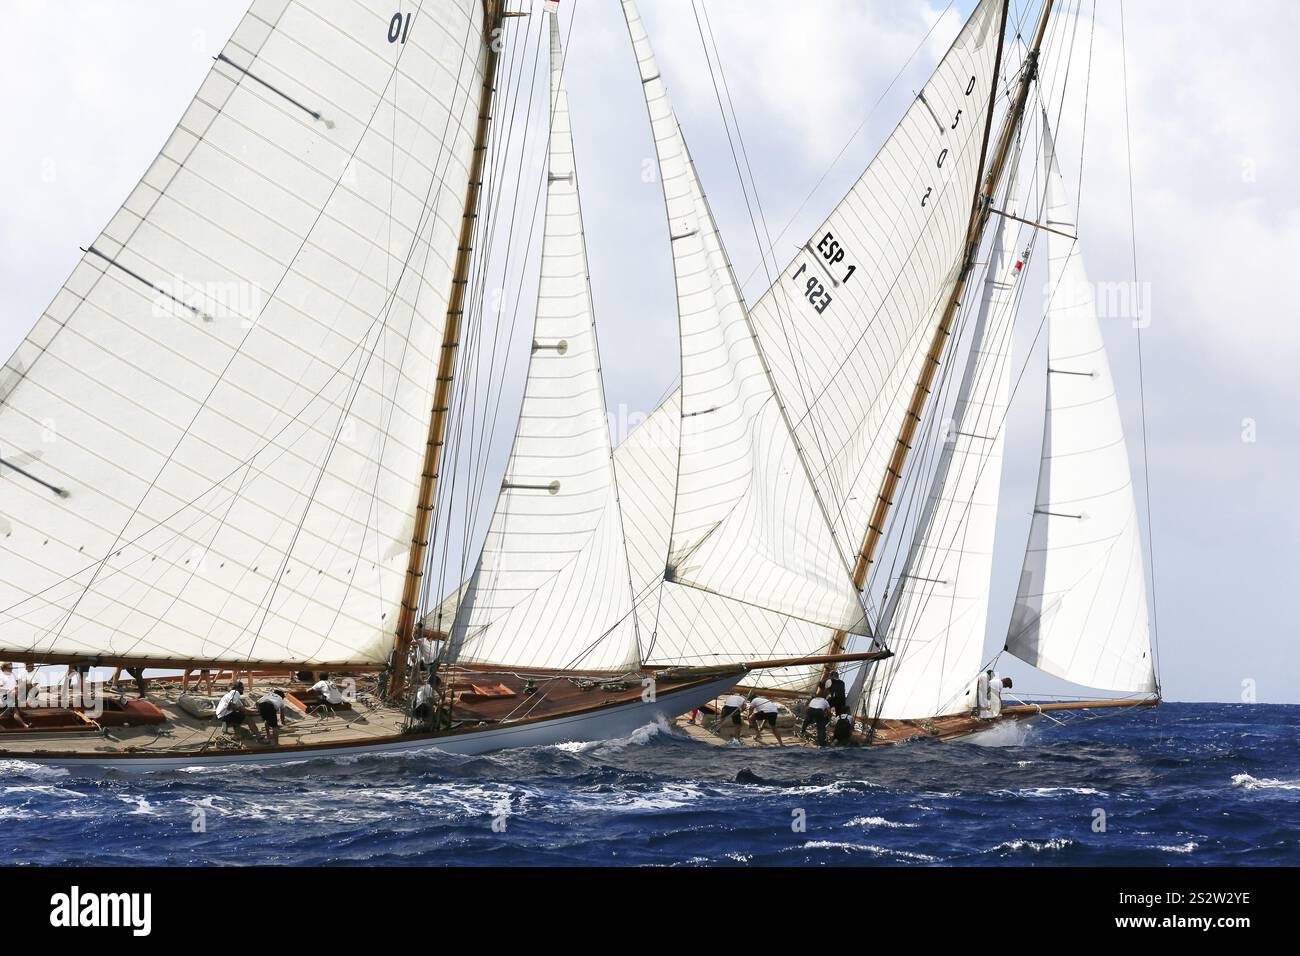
(790, 231, 857, 314)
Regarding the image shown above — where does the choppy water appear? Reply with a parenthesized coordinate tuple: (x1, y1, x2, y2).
(2, 702, 1295, 866)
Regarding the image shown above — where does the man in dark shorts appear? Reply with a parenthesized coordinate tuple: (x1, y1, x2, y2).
(748, 694, 784, 746)
(215, 681, 250, 736)
(716, 692, 746, 739)
(801, 691, 831, 746)
(825, 670, 848, 714)
(257, 688, 287, 745)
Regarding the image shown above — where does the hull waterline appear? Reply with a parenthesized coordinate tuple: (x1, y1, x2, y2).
(4, 673, 741, 772)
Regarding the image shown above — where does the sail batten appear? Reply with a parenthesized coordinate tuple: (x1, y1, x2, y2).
(1005, 114, 1155, 695)
(0, 0, 488, 668)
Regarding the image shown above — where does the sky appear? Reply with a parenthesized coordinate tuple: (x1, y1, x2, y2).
(0, 1, 1295, 704)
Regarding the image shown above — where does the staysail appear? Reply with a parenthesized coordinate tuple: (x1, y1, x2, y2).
(856, 148, 1027, 719)
(448, 13, 641, 673)
(1005, 113, 1156, 694)
(622, 0, 867, 636)
(0, 0, 486, 667)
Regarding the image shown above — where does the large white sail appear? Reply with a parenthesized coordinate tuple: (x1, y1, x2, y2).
(449, 14, 640, 673)
(858, 155, 1026, 720)
(746, 0, 1004, 582)
(1006, 115, 1156, 695)
(0, 0, 486, 667)
(622, 0, 867, 635)
(614, 394, 827, 691)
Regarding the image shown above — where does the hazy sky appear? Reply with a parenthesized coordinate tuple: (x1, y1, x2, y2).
(1, 1, 1295, 703)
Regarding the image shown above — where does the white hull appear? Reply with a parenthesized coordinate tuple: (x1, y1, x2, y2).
(8, 673, 739, 773)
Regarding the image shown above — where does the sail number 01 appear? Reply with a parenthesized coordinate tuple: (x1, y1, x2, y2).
(388, 12, 413, 44)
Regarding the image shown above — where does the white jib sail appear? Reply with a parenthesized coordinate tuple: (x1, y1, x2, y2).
(0, 0, 486, 667)
(622, 0, 867, 635)
(1005, 114, 1155, 695)
(857, 153, 1026, 720)
(746, 0, 1004, 578)
(614, 393, 828, 691)
(449, 13, 640, 673)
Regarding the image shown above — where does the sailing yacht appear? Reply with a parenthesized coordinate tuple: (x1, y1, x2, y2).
(0, 0, 1154, 769)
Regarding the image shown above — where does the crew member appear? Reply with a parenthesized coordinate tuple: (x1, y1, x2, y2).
(984, 674, 1013, 718)
(311, 673, 346, 706)
(825, 670, 848, 714)
(717, 691, 746, 739)
(802, 691, 831, 746)
(832, 711, 855, 745)
(0, 663, 30, 729)
(748, 694, 784, 746)
(257, 688, 287, 745)
(215, 681, 251, 735)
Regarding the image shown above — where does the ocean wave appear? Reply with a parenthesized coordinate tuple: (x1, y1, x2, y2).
(843, 815, 918, 829)
(1157, 841, 1198, 853)
(991, 837, 1074, 854)
(797, 840, 939, 862)
(1231, 773, 1300, 791)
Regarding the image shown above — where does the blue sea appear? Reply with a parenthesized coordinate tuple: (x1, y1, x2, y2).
(2, 702, 1295, 866)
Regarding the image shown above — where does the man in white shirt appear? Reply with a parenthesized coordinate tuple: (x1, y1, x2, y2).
(412, 680, 437, 729)
(257, 688, 288, 745)
(748, 694, 784, 746)
(413, 630, 438, 675)
(975, 669, 994, 716)
(0, 663, 29, 729)
(716, 692, 746, 739)
(215, 681, 251, 735)
(984, 675, 1013, 718)
(311, 674, 345, 706)
(802, 691, 832, 747)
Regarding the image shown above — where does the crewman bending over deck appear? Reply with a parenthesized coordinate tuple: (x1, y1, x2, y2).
(412, 679, 437, 730)
(748, 694, 784, 746)
(257, 688, 287, 745)
(801, 691, 831, 746)
(215, 681, 252, 736)
(716, 692, 746, 739)
(832, 711, 855, 745)
(311, 674, 345, 706)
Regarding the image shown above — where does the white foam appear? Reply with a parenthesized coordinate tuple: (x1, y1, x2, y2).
(1231, 773, 1300, 791)
(965, 720, 1033, 747)
(992, 837, 1073, 853)
(799, 840, 938, 862)
(1157, 841, 1198, 854)
(843, 815, 917, 829)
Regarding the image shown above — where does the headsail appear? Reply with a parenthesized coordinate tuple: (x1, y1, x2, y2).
(448, 13, 641, 673)
(0, 0, 487, 667)
(622, 0, 867, 636)
(856, 146, 1026, 720)
(746, 0, 1005, 582)
(1005, 114, 1156, 695)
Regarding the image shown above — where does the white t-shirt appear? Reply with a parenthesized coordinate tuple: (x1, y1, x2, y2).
(752, 698, 779, 715)
(258, 692, 284, 713)
(723, 693, 745, 709)
(215, 689, 244, 719)
(986, 678, 1006, 716)
(415, 637, 437, 664)
(415, 684, 435, 706)
(312, 680, 344, 705)
(807, 696, 830, 711)
(0, 671, 16, 705)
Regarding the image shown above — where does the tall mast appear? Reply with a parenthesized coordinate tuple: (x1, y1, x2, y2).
(826, 0, 1052, 677)
(386, 0, 506, 696)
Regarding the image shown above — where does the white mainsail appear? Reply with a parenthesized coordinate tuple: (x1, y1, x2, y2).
(622, 0, 867, 636)
(857, 151, 1027, 720)
(0, 0, 486, 667)
(746, 0, 1004, 583)
(1006, 114, 1156, 695)
(448, 13, 640, 673)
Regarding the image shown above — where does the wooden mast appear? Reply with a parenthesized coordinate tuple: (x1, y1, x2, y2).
(826, 0, 1053, 682)
(385, 0, 506, 697)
